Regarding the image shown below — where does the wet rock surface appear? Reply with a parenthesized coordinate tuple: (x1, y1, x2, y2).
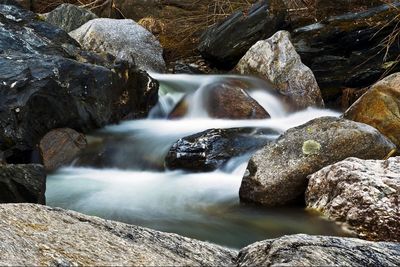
(344, 72, 400, 149)
(0, 203, 236, 266)
(0, 164, 45, 204)
(306, 157, 400, 242)
(236, 31, 324, 110)
(197, 0, 286, 69)
(165, 128, 275, 172)
(237, 234, 400, 266)
(39, 128, 87, 171)
(43, 3, 98, 33)
(291, 3, 400, 101)
(70, 18, 166, 72)
(239, 117, 396, 207)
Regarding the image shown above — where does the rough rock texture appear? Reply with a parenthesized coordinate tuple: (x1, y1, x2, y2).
(306, 157, 400, 242)
(237, 234, 400, 266)
(169, 80, 270, 120)
(0, 165, 45, 204)
(239, 117, 396, 207)
(39, 128, 87, 171)
(70, 18, 166, 72)
(236, 31, 324, 110)
(292, 3, 400, 101)
(0, 3, 158, 163)
(197, 0, 286, 69)
(344, 72, 400, 148)
(165, 128, 274, 172)
(43, 3, 98, 33)
(0, 204, 235, 266)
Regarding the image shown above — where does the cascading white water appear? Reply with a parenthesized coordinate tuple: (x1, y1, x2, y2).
(46, 74, 343, 248)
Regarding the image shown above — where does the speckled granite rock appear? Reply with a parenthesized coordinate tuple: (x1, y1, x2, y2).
(0, 204, 235, 266)
(306, 157, 400, 242)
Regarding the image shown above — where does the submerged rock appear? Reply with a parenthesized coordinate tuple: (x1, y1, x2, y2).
(306, 157, 400, 242)
(0, 165, 45, 204)
(239, 117, 396, 207)
(237, 234, 400, 266)
(0, 203, 235, 266)
(236, 31, 324, 110)
(39, 128, 87, 171)
(43, 3, 98, 33)
(197, 0, 286, 69)
(169, 80, 270, 120)
(70, 18, 166, 72)
(165, 128, 275, 172)
(344, 72, 400, 149)
(292, 3, 400, 100)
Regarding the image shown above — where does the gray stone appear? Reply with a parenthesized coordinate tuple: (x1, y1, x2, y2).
(306, 157, 400, 242)
(0, 204, 235, 266)
(237, 234, 400, 266)
(239, 117, 396, 207)
(69, 18, 166, 72)
(0, 165, 45, 204)
(43, 4, 98, 33)
(236, 31, 324, 110)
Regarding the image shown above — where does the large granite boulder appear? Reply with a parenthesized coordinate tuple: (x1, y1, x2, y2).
(0, 203, 235, 266)
(306, 157, 400, 242)
(0, 164, 45, 204)
(39, 128, 87, 171)
(43, 3, 98, 33)
(237, 234, 400, 266)
(0, 2, 158, 163)
(344, 72, 400, 148)
(165, 128, 274, 172)
(197, 0, 286, 69)
(239, 117, 396, 207)
(236, 31, 324, 110)
(291, 3, 400, 101)
(70, 18, 166, 72)
(169, 79, 270, 120)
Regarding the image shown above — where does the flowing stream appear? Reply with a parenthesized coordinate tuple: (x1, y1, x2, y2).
(47, 74, 346, 249)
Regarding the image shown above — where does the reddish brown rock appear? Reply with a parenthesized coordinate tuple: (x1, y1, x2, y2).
(39, 128, 87, 171)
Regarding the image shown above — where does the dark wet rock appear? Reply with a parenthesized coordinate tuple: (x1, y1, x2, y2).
(239, 117, 396, 207)
(236, 31, 324, 110)
(39, 128, 87, 171)
(165, 128, 275, 172)
(306, 157, 400, 242)
(292, 3, 400, 102)
(0, 164, 45, 204)
(0, 3, 158, 163)
(0, 203, 236, 266)
(197, 0, 286, 69)
(237, 234, 400, 266)
(43, 3, 98, 33)
(169, 79, 270, 120)
(70, 18, 166, 72)
(344, 72, 400, 149)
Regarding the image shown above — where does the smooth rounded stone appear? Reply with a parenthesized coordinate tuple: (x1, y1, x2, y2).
(291, 3, 400, 99)
(306, 157, 400, 242)
(69, 18, 166, 72)
(197, 0, 286, 69)
(344, 72, 400, 148)
(169, 80, 270, 120)
(0, 164, 45, 204)
(237, 234, 400, 266)
(0, 204, 235, 266)
(235, 31, 324, 110)
(43, 3, 98, 33)
(239, 117, 396, 207)
(165, 128, 275, 172)
(0, 3, 158, 163)
(39, 128, 87, 171)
